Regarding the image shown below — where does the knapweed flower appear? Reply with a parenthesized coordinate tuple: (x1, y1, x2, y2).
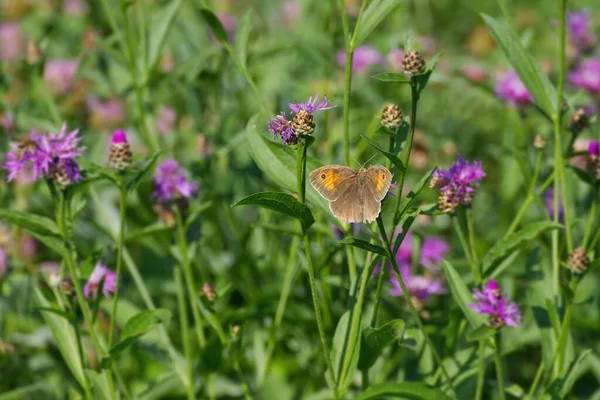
(376, 230, 450, 274)
(108, 130, 133, 170)
(208, 12, 237, 43)
(431, 155, 486, 214)
(402, 50, 426, 77)
(268, 95, 334, 147)
(495, 69, 533, 107)
(3, 123, 85, 188)
(153, 159, 198, 202)
(43, 59, 79, 95)
(336, 45, 384, 74)
(587, 140, 600, 180)
(0, 22, 24, 63)
(567, 10, 596, 53)
(569, 58, 600, 95)
(461, 64, 488, 83)
(567, 247, 589, 274)
(543, 188, 564, 222)
(87, 97, 126, 130)
(381, 104, 403, 130)
(63, 0, 88, 16)
(470, 280, 521, 328)
(389, 265, 444, 313)
(156, 106, 176, 136)
(83, 262, 117, 299)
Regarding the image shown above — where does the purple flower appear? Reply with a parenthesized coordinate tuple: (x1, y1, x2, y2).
(0, 23, 24, 63)
(375, 230, 450, 274)
(43, 59, 79, 95)
(87, 97, 126, 130)
(567, 10, 596, 53)
(543, 188, 564, 222)
(153, 159, 198, 202)
(63, 0, 88, 16)
(268, 112, 297, 148)
(589, 140, 599, 157)
(569, 58, 600, 95)
(156, 106, 177, 136)
(495, 70, 534, 106)
(3, 123, 85, 183)
(432, 155, 486, 208)
(470, 280, 521, 328)
(208, 13, 237, 43)
(336, 45, 384, 74)
(389, 264, 444, 302)
(84, 262, 117, 299)
(0, 246, 6, 280)
(288, 95, 334, 114)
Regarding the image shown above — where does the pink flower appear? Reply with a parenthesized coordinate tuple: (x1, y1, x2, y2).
(470, 280, 521, 328)
(87, 97, 126, 129)
(495, 69, 533, 106)
(0, 23, 24, 63)
(153, 159, 198, 202)
(569, 58, 600, 95)
(43, 59, 79, 95)
(461, 64, 488, 83)
(156, 106, 176, 136)
(336, 45, 384, 74)
(83, 262, 117, 299)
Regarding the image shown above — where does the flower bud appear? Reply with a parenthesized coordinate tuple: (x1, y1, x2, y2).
(201, 282, 216, 301)
(108, 130, 133, 170)
(533, 134, 546, 150)
(402, 50, 426, 77)
(568, 108, 590, 134)
(60, 278, 74, 296)
(291, 109, 315, 135)
(380, 104, 403, 130)
(567, 247, 588, 274)
(437, 190, 458, 214)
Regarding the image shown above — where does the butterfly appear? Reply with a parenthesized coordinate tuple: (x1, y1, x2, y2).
(309, 164, 392, 223)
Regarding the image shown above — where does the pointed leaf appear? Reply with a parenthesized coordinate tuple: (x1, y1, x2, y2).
(481, 14, 557, 117)
(86, 369, 113, 400)
(200, 8, 228, 43)
(232, 192, 315, 232)
(443, 260, 486, 327)
(147, 0, 183, 72)
(466, 325, 496, 342)
(0, 209, 60, 237)
(330, 311, 360, 391)
(126, 151, 162, 192)
(546, 349, 592, 398)
(235, 9, 254, 68)
(339, 238, 387, 257)
(353, 0, 402, 47)
(482, 222, 563, 276)
(371, 72, 411, 84)
(358, 319, 405, 370)
(394, 166, 436, 224)
(361, 135, 405, 176)
(355, 382, 452, 400)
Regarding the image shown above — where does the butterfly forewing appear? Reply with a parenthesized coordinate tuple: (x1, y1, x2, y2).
(309, 165, 358, 201)
(363, 166, 393, 201)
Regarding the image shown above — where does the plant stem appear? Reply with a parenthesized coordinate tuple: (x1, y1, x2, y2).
(474, 339, 486, 400)
(174, 266, 195, 400)
(175, 210, 207, 348)
(452, 217, 476, 278)
(582, 186, 598, 249)
(494, 335, 506, 400)
(525, 359, 545, 400)
(108, 183, 127, 348)
(465, 210, 480, 284)
(556, 278, 577, 375)
(376, 216, 457, 398)
(506, 173, 554, 236)
(370, 257, 386, 327)
(58, 192, 116, 399)
(338, 0, 352, 165)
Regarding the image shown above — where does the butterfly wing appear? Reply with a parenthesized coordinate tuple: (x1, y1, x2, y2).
(309, 165, 358, 201)
(329, 183, 363, 223)
(360, 166, 393, 223)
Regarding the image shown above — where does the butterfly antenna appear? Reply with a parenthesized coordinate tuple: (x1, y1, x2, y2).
(361, 153, 377, 169)
(351, 156, 362, 169)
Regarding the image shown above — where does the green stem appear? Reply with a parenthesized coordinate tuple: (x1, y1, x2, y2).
(392, 82, 419, 229)
(338, 0, 352, 166)
(376, 216, 457, 398)
(175, 210, 207, 348)
(556, 278, 577, 375)
(58, 192, 116, 399)
(506, 173, 554, 236)
(494, 336, 506, 400)
(474, 340, 486, 400)
(370, 258, 386, 327)
(582, 186, 598, 249)
(346, 246, 357, 283)
(174, 266, 195, 400)
(108, 184, 127, 347)
(452, 217, 476, 278)
(465, 210, 480, 283)
(525, 360, 545, 400)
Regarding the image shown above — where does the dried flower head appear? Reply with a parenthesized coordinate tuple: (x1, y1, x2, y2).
(83, 262, 117, 299)
(109, 130, 133, 170)
(568, 108, 590, 133)
(60, 278, 74, 296)
(381, 104, 403, 130)
(470, 280, 521, 328)
(567, 247, 589, 274)
(402, 50, 426, 77)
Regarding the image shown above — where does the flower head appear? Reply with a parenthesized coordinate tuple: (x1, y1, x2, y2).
(589, 140, 600, 157)
(470, 280, 521, 328)
(567, 10, 596, 53)
(109, 130, 133, 170)
(87, 97, 126, 130)
(336, 45, 384, 74)
(569, 58, 600, 94)
(0, 23, 24, 63)
(495, 70, 533, 106)
(268, 112, 298, 148)
(83, 261, 117, 299)
(431, 155, 485, 213)
(156, 106, 176, 136)
(3, 123, 85, 186)
(543, 188, 564, 222)
(288, 95, 334, 114)
(153, 159, 198, 202)
(389, 264, 444, 302)
(43, 59, 79, 95)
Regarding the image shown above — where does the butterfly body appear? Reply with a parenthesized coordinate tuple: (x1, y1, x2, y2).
(309, 165, 392, 223)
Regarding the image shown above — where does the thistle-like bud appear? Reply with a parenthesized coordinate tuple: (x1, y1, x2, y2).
(533, 134, 546, 150)
(109, 130, 133, 170)
(381, 104, 403, 130)
(201, 282, 216, 301)
(489, 314, 505, 329)
(51, 160, 80, 189)
(567, 247, 589, 274)
(60, 278, 74, 296)
(429, 175, 449, 189)
(291, 109, 315, 135)
(587, 140, 600, 180)
(402, 50, 426, 77)
(568, 108, 590, 134)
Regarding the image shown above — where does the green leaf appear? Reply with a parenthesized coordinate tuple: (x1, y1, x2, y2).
(103, 309, 172, 368)
(466, 325, 496, 342)
(27, 231, 66, 256)
(198, 297, 227, 344)
(232, 192, 315, 233)
(200, 8, 228, 43)
(481, 14, 557, 118)
(371, 72, 411, 84)
(339, 238, 387, 257)
(126, 151, 162, 192)
(355, 382, 452, 400)
(235, 9, 254, 68)
(36, 307, 76, 324)
(481, 222, 563, 276)
(361, 135, 406, 176)
(330, 311, 360, 392)
(246, 115, 330, 216)
(546, 349, 592, 398)
(569, 165, 597, 185)
(86, 369, 112, 400)
(352, 0, 402, 47)
(185, 201, 214, 227)
(0, 209, 60, 237)
(358, 319, 405, 371)
(394, 166, 436, 224)
(34, 287, 86, 388)
(443, 260, 486, 327)
(0, 383, 49, 400)
(147, 0, 183, 72)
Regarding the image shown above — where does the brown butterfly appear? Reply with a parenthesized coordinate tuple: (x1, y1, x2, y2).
(309, 165, 392, 223)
